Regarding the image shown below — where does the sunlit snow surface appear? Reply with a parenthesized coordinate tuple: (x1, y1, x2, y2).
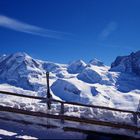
(0, 82, 139, 138)
(0, 52, 139, 110)
(0, 52, 140, 139)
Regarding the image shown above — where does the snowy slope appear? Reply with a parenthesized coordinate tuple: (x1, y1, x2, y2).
(0, 51, 140, 111)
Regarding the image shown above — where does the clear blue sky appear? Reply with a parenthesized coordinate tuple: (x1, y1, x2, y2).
(0, 0, 140, 65)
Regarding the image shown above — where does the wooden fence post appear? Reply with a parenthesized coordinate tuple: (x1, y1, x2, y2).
(60, 102, 64, 123)
(133, 112, 138, 134)
(137, 100, 140, 118)
(46, 72, 52, 110)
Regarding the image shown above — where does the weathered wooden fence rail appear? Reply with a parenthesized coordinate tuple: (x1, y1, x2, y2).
(0, 105, 139, 132)
(0, 90, 140, 136)
(0, 90, 139, 115)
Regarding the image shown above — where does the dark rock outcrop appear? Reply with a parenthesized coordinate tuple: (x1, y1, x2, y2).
(110, 51, 140, 75)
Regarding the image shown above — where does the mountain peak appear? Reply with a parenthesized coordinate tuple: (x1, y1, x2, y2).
(89, 58, 104, 66)
(11, 52, 31, 59)
(67, 59, 86, 74)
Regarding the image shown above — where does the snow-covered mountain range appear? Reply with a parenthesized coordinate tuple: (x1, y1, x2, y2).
(0, 51, 140, 110)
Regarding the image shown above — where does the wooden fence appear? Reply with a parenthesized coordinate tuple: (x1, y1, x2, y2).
(0, 90, 140, 137)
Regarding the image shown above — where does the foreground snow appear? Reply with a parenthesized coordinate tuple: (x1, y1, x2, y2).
(0, 110, 139, 139)
(0, 84, 139, 138)
(0, 118, 86, 139)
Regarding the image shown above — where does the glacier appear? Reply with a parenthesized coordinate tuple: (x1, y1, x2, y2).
(0, 51, 140, 139)
(0, 51, 139, 111)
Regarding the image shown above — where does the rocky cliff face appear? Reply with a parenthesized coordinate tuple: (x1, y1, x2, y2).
(110, 51, 140, 75)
